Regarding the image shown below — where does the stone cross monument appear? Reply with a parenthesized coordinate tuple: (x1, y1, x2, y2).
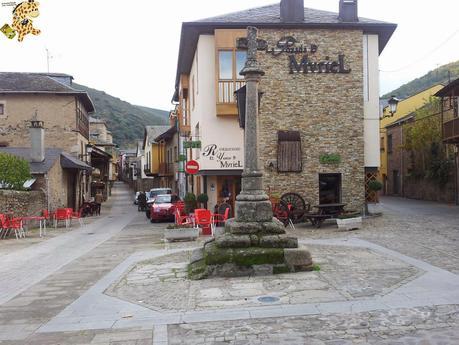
(188, 27, 313, 279)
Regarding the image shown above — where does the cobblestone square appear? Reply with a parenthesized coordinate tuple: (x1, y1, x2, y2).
(1, 186, 459, 344)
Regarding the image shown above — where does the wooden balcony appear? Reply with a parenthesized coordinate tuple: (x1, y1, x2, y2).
(159, 163, 174, 177)
(443, 117, 459, 144)
(217, 80, 245, 116)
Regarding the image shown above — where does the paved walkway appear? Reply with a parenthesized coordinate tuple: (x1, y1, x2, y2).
(0, 191, 458, 344)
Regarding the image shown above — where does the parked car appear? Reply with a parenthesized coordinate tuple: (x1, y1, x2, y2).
(145, 188, 172, 218)
(149, 194, 181, 223)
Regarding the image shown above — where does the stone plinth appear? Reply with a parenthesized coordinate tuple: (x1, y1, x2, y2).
(188, 217, 314, 280)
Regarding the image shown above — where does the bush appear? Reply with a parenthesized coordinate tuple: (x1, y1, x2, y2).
(0, 153, 31, 190)
(184, 192, 197, 214)
(197, 193, 209, 204)
(368, 180, 383, 192)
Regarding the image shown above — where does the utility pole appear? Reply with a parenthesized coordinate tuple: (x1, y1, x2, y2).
(45, 48, 52, 73)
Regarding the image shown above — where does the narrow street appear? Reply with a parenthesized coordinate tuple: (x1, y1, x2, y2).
(0, 183, 458, 344)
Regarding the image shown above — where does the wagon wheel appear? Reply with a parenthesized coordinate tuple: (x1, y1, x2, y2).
(280, 193, 307, 224)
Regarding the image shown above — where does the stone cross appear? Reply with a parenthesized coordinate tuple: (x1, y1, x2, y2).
(235, 27, 272, 223)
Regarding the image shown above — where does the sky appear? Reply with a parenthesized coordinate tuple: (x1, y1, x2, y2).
(1, 0, 458, 111)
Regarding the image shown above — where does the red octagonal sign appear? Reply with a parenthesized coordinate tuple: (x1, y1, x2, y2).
(185, 160, 200, 175)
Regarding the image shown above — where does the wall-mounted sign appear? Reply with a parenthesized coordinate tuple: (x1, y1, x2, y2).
(202, 144, 243, 169)
(320, 153, 341, 165)
(185, 160, 200, 175)
(178, 154, 186, 162)
(183, 141, 202, 149)
(239, 35, 351, 75)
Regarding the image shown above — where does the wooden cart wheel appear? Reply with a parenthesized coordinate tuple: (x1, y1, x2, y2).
(280, 192, 307, 224)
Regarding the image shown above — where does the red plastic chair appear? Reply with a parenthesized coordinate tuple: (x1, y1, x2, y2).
(71, 208, 84, 227)
(0, 214, 24, 239)
(54, 208, 70, 228)
(175, 208, 191, 226)
(0, 214, 8, 239)
(8, 217, 25, 239)
(212, 207, 230, 227)
(194, 209, 213, 236)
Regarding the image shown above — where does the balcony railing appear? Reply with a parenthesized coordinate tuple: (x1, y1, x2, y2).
(443, 117, 459, 144)
(218, 80, 245, 104)
(159, 162, 174, 176)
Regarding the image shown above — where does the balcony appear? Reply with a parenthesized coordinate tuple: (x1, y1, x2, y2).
(443, 117, 459, 144)
(217, 80, 245, 116)
(159, 163, 174, 177)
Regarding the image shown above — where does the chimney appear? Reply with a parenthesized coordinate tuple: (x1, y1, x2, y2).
(339, 0, 358, 22)
(29, 116, 45, 163)
(280, 0, 304, 23)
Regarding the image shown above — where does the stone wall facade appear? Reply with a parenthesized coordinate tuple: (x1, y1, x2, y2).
(0, 94, 88, 157)
(0, 190, 46, 217)
(257, 29, 365, 211)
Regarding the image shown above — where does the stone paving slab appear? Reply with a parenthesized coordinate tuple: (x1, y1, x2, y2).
(105, 244, 420, 313)
(39, 238, 459, 338)
(168, 304, 459, 345)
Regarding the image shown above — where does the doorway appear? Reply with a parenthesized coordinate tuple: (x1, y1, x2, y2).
(319, 174, 341, 204)
(217, 176, 241, 217)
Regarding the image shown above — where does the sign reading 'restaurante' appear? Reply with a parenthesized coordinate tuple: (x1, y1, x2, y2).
(238, 35, 351, 75)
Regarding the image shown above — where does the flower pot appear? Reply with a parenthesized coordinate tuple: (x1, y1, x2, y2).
(336, 217, 362, 231)
(165, 227, 199, 242)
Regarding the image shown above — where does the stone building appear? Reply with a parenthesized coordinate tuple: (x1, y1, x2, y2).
(0, 122, 92, 211)
(0, 72, 95, 209)
(172, 0, 396, 212)
(379, 85, 443, 194)
(435, 78, 459, 204)
(89, 117, 118, 199)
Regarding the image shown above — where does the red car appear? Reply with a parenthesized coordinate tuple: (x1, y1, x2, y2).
(149, 194, 181, 223)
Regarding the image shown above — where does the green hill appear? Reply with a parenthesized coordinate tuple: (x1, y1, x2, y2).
(73, 83, 169, 148)
(382, 60, 459, 99)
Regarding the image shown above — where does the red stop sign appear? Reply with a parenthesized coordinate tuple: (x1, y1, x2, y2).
(185, 160, 200, 175)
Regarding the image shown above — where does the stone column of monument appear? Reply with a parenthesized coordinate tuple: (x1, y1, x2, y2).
(188, 27, 313, 280)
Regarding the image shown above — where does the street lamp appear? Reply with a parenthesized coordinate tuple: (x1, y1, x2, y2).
(387, 95, 400, 117)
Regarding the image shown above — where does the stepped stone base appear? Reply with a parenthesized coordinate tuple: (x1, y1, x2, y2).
(188, 217, 313, 280)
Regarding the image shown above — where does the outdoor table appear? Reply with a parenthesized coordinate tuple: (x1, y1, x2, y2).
(21, 216, 47, 237)
(314, 203, 347, 217)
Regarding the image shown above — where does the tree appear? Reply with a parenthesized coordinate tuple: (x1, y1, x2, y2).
(0, 153, 31, 190)
(402, 97, 453, 186)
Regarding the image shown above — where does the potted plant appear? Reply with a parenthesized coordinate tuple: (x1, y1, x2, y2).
(164, 223, 199, 242)
(184, 192, 197, 215)
(367, 180, 383, 215)
(197, 193, 209, 209)
(336, 211, 362, 231)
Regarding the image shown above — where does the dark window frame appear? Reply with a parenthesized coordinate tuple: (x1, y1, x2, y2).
(0, 103, 4, 116)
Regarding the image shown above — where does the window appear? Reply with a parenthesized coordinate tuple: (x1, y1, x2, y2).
(174, 146, 178, 162)
(380, 136, 385, 151)
(387, 134, 393, 154)
(217, 50, 247, 103)
(277, 131, 302, 172)
(0, 103, 4, 116)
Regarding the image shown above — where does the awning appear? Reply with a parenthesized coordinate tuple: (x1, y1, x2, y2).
(60, 152, 92, 172)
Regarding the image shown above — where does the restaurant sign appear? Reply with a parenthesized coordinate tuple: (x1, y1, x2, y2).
(237, 35, 351, 75)
(202, 144, 243, 169)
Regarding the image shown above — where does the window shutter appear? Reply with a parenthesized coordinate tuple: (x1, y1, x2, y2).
(277, 131, 302, 172)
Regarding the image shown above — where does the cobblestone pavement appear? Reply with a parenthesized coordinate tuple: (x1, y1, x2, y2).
(0, 189, 459, 344)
